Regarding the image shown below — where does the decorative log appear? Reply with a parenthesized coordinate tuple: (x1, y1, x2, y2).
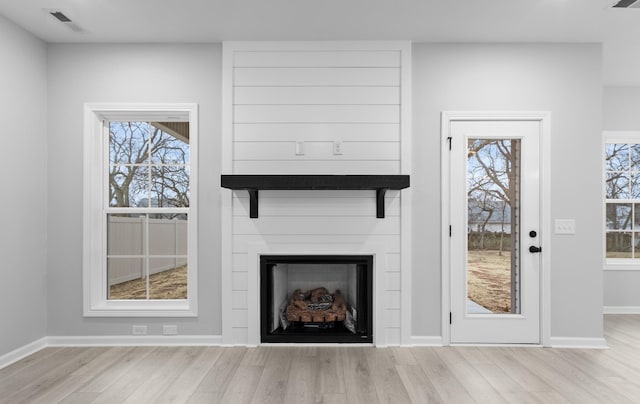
(285, 287, 347, 323)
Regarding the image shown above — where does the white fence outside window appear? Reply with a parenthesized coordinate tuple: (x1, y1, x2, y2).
(107, 216, 188, 286)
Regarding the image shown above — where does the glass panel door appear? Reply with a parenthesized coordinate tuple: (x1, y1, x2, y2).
(467, 139, 521, 315)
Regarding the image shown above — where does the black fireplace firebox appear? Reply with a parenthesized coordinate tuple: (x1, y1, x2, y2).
(260, 255, 373, 343)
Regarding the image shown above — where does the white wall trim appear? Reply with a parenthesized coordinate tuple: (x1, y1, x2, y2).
(0, 338, 48, 370)
(604, 306, 640, 314)
(221, 43, 235, 344)
(82, 102, 199, 317)
(399, 41, 413, 346)
(409, 336, 444, 347)
(549, 337, 608, 349)
(441, 111, 552, 347)
(602, 131, 640, 271)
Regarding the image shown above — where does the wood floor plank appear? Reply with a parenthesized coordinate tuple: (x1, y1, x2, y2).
(2, 348, 105, 404)
(389, 347, 418, 366)
(283, 348, 318, 404)
(507, 348, 620, 403)
(434, 347, 508, 404)
(395, 364, 443, 403)
(340, 347, 380, 404)
(250, 347, 291, 404)
(90, 347, 179, 404)
(364, 347, 412, 403)
(219, 364, 264, 404)
(0, 347, 62, 380)
(314, 393, 348, 404)
(122, 347, 208, 404)
(77, 346, 155, 393)
(56, 391, 102, 404)
(476, 347, 556, 395)
(27, 347, 135, 404)
(412, 347, 477, 404)
(0, 348, 89, 397)
(155, 347, 222, 404)
(188, 347, 246, 402)
(316, 347, 346, 395)
(240, 346, 271, 366)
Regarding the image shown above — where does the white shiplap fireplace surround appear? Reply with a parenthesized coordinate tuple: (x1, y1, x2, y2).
(221, 42, 412, 346)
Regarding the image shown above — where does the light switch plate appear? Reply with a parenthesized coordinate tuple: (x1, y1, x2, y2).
(554, 219, 575, 234)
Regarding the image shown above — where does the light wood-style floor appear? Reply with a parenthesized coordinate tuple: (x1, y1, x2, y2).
(1, 315, 640, 403)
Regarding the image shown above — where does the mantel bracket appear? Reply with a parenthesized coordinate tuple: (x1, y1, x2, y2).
(376, 188, 389, 218)
(248, 189, 259, 218)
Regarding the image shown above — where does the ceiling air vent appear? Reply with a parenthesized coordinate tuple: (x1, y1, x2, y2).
(50, 11, 72, 23)
(46, 9, 86, 33)
(612, 0, 640, 8)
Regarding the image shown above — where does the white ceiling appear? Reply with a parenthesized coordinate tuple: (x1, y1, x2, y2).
(1, 0, 638, 86)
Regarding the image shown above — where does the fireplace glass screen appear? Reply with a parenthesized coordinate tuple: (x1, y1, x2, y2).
(260, 255, 373, 343)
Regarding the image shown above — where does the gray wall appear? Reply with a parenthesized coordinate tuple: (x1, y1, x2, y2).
(0, 15, 48, 356)
(603, 86, 640, 308)
(46, 44, 222, 336)
(2, 39, 606, 345)
(412, 44, 604, 339)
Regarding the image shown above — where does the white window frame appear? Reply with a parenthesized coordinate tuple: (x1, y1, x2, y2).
(83, 103, 198, 316)
(604, 130, 640, 271)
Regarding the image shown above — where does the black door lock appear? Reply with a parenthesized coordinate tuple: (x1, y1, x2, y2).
(529, 246, 542, 253)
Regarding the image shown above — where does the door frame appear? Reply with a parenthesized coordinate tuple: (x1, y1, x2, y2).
(441, 111, 551, 346)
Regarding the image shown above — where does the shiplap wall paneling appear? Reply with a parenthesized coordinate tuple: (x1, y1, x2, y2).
(231, 235, 401, 254)
(226, 44, 408, 345)
(234, 86, 400, 105)
(233, 142, 399, 161)
(234, 123, 400, 142)
(233, 50, 401, 67)
(233, 161, 400, 175)
(233, 67, 399, 86)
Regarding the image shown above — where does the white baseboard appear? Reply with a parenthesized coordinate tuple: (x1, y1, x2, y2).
(604, 306, 640, 314)
(3, 333, 612, 369)
(0, 337, 48, 370)
(409, 336, 444, 346)
(47, 335, 224, 346)
(549, 337, 608, 349)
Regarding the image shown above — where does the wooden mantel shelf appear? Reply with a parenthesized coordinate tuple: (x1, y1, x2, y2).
(220, 175, 410, 219)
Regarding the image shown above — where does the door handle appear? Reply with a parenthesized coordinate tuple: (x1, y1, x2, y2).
(529, 246, 542, 253)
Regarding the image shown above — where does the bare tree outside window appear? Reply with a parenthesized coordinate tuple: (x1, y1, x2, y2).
(605, 143, 639, 258)
(109, 121, 190, 210)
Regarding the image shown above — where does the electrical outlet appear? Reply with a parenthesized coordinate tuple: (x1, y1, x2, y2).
(554, 219, 576, 234)
(295, 141, 304, 156)
(162, 325, 178, 335)
(132, 325, 147, 335)
(333, 140, 343, 155)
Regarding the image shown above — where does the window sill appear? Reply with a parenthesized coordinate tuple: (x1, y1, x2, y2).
(604, 261, 640, 271)
(84, 300, 197, 317)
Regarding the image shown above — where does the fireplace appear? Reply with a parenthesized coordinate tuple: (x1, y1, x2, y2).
(260, 255, 373, 343)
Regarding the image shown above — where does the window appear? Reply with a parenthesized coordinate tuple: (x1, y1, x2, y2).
(84, 104, 198, 316)
(605, 131, 640, 269)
